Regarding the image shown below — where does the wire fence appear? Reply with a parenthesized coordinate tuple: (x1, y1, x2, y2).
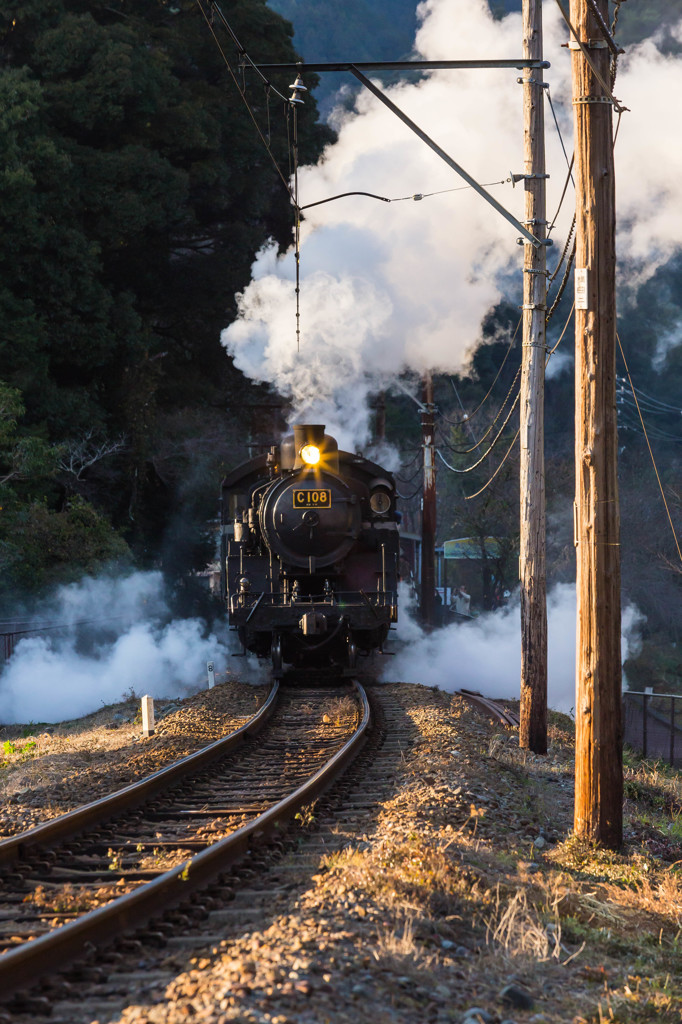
(623, 690, 682, 767)
(0, 618, 123, 666)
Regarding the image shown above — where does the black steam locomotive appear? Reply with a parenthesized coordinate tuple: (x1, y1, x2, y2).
(220, 424, 399, 677)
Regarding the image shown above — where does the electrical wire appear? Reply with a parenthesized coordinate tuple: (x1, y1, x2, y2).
(396, 484, 424, 502)
(194, 0, 295, 204)
(617, 377, 682, 413)
(300, 178, 512, 211)
(212, 3, 290, 103)
(546, 88, 574, 190)
(434, 391, 520, 475)
(545, 236, 576, 323)
(438, 316, 522, 429)
(618, 395, 682, 422)
(546, 302, 574, 359)
(396, 463, 424, 485)
(464, 427, 520, 501)
(437, 365, 521, 454)
(617, 333, 682, 567)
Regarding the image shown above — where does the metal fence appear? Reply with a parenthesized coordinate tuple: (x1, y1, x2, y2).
(1, 618, 122, 666)
(623, 690, 682, 767)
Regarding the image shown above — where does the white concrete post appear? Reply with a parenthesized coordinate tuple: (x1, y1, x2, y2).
(207, 661, 215, 689)
(141, 695, 155, 737)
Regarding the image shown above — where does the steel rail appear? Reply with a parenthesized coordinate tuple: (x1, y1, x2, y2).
(457, 689, 520, 729)
(0, 682, 280, 868)
(0, 681, 370, 997)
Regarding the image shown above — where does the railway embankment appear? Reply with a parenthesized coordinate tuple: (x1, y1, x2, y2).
(1, 680, 681, 1024)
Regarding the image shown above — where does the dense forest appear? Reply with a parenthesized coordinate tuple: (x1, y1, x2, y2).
(0, 0, 331, 599)
(1, 0, 681, 688)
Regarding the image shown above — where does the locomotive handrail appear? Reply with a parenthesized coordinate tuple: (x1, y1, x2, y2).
(233, 589, 396, 608)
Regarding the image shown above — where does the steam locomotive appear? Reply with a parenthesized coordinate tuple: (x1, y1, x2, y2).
(220, 424, 399, 677)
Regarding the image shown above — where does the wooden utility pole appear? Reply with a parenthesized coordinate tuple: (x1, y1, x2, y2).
(421, 372, 436, 629)
(570, 0, 622, 847)
(519, 0, 548, 754)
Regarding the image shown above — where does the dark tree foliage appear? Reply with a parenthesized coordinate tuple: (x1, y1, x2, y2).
(0, 0, 332, 578)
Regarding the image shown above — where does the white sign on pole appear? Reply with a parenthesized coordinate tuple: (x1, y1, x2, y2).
(207, 661, 215, 689)
(575, 267, 589, 310)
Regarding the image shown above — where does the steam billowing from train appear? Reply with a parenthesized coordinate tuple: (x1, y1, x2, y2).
(222, 0, 682, 448)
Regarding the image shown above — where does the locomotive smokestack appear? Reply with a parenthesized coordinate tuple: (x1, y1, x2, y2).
(293, 424, 325, 451)
(281, 425, 339, 473)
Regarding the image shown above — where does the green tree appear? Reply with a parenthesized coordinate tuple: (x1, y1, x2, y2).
(0, 0, 332, 582)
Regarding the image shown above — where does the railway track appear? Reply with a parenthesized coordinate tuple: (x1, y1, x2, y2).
(456, 689, 520, 729)
(0, 681, 370, 1003)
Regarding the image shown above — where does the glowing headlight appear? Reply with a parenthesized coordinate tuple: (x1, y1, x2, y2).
(300, 444, 321, 466)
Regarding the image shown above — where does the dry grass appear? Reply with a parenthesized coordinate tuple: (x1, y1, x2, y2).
(482, 883, 562, 961)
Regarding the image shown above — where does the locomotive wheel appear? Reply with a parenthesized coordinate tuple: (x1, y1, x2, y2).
(271, 635, 283, 678)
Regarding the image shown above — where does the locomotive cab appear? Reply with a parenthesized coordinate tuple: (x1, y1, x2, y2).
(221, 424, 399, 678)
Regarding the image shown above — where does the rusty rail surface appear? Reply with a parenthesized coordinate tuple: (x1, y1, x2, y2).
(457, 689, 520, 729)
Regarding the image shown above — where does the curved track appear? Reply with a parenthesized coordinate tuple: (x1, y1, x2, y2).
(456, 689, 520, 729)
(0, 681, 370, 999)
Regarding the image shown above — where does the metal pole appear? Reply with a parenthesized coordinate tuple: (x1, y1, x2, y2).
(671, 696, 675, 767)
(643, 693, 648, 759)
(421, 372, 436, 629)
(519, 0, 548, 755)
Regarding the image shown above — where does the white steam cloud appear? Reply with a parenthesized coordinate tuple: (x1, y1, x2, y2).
(385, 582, 643, 714)
(222, 0, 682, 444)
(0, 573, 232, 724)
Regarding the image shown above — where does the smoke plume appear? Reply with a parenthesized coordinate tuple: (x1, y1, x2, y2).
(0, 573, 233, 724)
(222, 0, 682, 443)
(385, 582, 643, 715)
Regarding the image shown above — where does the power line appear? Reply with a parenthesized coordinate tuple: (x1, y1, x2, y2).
(435, 390, 520, 476)
(439, 316, 522, 429)
(617, 333, 682, 567)
(194, 0, 295, 204)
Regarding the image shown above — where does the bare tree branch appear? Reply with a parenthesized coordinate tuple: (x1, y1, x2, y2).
(58, 431, 128, 481)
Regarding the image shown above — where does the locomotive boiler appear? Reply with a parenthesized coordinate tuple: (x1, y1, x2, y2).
(220, 424, 399, 676)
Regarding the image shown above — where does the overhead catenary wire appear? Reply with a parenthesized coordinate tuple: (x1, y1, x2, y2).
(299, 178, 512, 211)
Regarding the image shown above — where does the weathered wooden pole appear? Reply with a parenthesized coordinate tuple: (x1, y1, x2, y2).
(519, 0, 548, 754)
(570, 0, 622, 847)
(421, 372, 436, 629)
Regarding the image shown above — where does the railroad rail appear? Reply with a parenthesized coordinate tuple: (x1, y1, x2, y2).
(456, 689, 520, 729)
(0, 681, 370, 999)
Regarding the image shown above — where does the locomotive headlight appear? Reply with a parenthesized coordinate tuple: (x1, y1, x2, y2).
(300, 444, 321, 466)
(370, 490, 392, 515)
